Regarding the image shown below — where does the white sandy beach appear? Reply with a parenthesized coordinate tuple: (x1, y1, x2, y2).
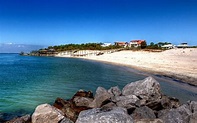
(57, 48, 197, 86)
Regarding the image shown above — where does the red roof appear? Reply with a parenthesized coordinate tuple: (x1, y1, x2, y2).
(130, 40, 145, 44)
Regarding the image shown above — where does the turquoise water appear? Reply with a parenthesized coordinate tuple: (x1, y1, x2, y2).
(0, 53, 197, 120)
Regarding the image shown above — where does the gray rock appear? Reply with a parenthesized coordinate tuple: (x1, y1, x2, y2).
(94, 87, 108, 99)
(189, 101, 197, 113)
(188, 101, 197, 123)
(131, 106, 156, 120)
(189, 112, 197, 123)
(135, 119, 164, 123)
(32, 103, 65, 123)
(122, 76, 162, 102)
(116, 95, 139, 108)
(53, 97, 89, 122)
(108, 86, 122, 97)
(76, 107, 133, 123)
(177, 104, 192, 123)
(101, 102, 117, 109)
(5, 115, 31, 123)
(59, 117, 74, 123)
(89, 87, 111, 108)
(73, 96, 93, 107)
(161, 95, 180, 109)
(158, 109, 184, 123)
(144, 99, 162, 110)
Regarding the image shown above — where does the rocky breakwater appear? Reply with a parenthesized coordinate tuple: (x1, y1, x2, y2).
(5, 76, 197, 123)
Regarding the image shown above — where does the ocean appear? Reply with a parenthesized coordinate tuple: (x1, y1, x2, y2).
(0, 53, 196, 121)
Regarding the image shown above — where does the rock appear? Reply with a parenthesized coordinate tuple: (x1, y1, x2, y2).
(89, 87, 111, 108)
(177, 104, 192, 123)
(189, 101, 197, 113)
(32, 103, 65, 123)
(108, 86, 121, 97)
(161, 95, 180, 109)
(5, 115, 31, 123)
(59, 117, 74, 123)
(53, 97, 89, 122)
(76, 107, 133, 123)
(190, 112, 197, 123)
(116, 95, 139, 109)
(158, 109, 184, 123)
(53, 97, 70, 110)
(144, 98, 162, 110)
(53, 97, 77, 121)
(94, 87, 108, 99)
(73, 96, 93, 107)
(122, 76, 162, 102)
(135, 119, 164, 123)
(188, 101, 197, 123)
(72, 90, 93, 99)
(101, 102, 117, 109)
(131, 106, 156, 120)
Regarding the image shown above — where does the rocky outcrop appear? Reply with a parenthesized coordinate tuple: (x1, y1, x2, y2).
(53, 92, 92, 122)
(5, 115, 31, 123)
(131, 106, 156, 120)
(89, 87, 111, 108)
(32, 104, 65, 123)
(5, 76, 197, 123)
(76, 107, 133, 123)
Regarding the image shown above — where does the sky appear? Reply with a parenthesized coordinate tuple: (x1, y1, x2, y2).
(0, 0, 197, 46)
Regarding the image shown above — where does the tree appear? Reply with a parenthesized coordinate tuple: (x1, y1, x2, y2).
(141, 41, 147, 49)
(150, 42, 155, 46)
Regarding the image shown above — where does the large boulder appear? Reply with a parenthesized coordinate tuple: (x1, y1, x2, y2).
(53, 97, 89, 122)
(89, 87, 111, 108)
(32, 104, 65, 123)
(5, 115, 31, 123)
(115, 95, 139, 109)
(108, 86, 122, 97)
(160, 95, 180, 109)
(76, 107, 133, 123)
(158, 101, 197, 123)
(131, 106, 156, 120)
(190, 113, 197, 123)
(72, 90, 93, 99)
(59, 117, 74, 123)
(122, 76, 162, 102)
(158, 109, 184, 123)
(73, 96, 93, 107)
(177, 104, 192, 123)
(188, 101, 197, 123)
(71, 90, 94, 107)
(189, 101, 197, 113)
(134, 119, 164, 123)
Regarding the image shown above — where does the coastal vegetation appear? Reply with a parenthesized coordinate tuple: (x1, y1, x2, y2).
(22, 41, 196, 56)
(48, 43, 122, 51)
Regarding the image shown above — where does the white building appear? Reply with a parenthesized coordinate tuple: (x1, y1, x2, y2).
(177, 43, 189, 48)
(129, 40, 146, 48)
(161, 43, 175, 49)
(101, 43, 112, 47)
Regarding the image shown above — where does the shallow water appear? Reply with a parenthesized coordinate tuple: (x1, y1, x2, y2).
(0, 53, 196, 120)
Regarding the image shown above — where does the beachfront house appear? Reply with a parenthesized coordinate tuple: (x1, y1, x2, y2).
(177, 43, 189, 48)
(161, 43, 175, 49)
(129, 40, 146, 48)
(101, 43, 112, 47)
(114, 42, 127, 47)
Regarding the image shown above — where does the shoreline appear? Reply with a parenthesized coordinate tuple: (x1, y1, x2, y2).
(56, 48, 197, 86)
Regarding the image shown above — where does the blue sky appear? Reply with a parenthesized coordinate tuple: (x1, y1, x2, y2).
(0, 0, 197, 46)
